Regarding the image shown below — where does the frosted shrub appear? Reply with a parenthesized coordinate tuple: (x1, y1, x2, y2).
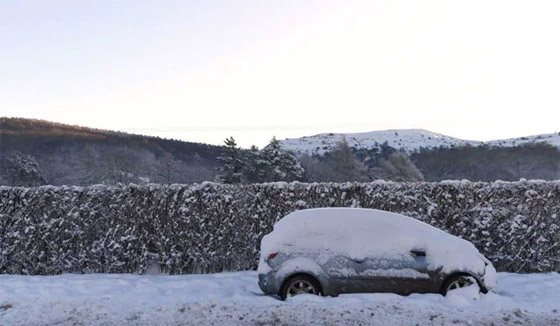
(0, 180, 559, 275)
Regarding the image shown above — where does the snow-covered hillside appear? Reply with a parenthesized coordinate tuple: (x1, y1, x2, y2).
(486, 133, 560, 148)
(1, 271, 559, 325)
(280, 129, 560, 155)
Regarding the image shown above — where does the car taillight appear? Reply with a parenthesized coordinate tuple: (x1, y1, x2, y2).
(267, 252, 278, 259)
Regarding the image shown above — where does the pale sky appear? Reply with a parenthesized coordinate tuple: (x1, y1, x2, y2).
(2, 0, 559, 148)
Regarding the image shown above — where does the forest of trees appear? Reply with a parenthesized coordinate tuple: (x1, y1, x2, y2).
(214, 137, 424, 184)
(0, 118, 222, 186)
(215, 137, 304, 184)
(2, 118, 559, 186)
(411, 142, 560, 181)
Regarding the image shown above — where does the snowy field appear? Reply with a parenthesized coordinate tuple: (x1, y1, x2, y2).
(1, 271, 559, 326)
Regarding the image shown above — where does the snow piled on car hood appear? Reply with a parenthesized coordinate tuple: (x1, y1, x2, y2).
(260, 208, 487, 275)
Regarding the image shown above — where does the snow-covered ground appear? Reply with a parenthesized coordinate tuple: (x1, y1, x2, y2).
(1, 272, 559, 326)
(279, 129, 560, 155)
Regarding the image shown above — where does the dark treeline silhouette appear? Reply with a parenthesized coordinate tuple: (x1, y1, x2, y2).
(1, 117, 224, 186)
(411, 143, 560, 181)
(2, 118, 559, 185)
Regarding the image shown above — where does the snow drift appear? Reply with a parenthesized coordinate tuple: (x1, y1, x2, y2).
(1, 271, 559, 325)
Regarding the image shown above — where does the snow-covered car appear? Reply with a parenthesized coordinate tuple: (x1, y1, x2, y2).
(258, 208, 496, 300)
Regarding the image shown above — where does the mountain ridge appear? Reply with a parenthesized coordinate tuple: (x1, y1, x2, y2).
(280, 128, 560, 155)
(2, 117, 560, 184)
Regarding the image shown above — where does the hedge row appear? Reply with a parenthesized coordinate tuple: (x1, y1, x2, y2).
(1, 180, 559, 275)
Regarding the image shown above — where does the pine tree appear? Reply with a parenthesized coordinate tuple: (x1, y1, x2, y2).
(215, 137, 244, 184)
(379, 140, 396, 159)
(243, 145, 268, 183)
(260, 137, 304, 182)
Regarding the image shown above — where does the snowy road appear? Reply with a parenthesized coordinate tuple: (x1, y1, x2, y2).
(1, 271, 559, 326)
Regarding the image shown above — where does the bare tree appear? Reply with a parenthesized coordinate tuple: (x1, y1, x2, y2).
(328, 138, 369, 182)
(77, 144, 101, 185)
(103, 148, 139, 185)
(299, 154, 338, 182)
(4, 151, 46, 186)
(371, 153, 424, 182)
(156, 153, 182, 184)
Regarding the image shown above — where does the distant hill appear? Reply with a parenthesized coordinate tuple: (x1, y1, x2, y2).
(280, 129, 560, 156)
(280, 129, 560, 182)
(0, 117, 225, 186)
(2, 118, 559, 185)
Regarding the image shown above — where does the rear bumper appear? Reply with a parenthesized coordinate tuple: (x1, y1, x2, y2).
(258, 272, 279, 295)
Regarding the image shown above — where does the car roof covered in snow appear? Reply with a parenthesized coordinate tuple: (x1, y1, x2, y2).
(274, 207, 447, 238)
(260, 208, 485, 274)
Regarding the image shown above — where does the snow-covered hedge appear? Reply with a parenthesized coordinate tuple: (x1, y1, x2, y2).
(1, 180, 559, 275)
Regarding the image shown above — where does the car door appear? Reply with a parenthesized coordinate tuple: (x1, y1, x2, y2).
(392, 248, 436, 294)
(346, 248, 434, 295)
(321, 253, 355, 293)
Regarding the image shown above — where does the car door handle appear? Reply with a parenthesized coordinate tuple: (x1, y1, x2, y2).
(353, 258, 365, 263)
(410, 249, 426, 257)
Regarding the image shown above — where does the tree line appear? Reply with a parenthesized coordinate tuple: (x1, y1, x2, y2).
(214, 137, 424, 184)
(2, 136, 425, 186)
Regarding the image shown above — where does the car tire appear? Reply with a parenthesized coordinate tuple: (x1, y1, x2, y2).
(279, 274, 322, 300)
(441, 274, 478, 296)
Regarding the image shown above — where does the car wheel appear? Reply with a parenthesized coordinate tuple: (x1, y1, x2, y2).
(280, 275, 322, 300)
(441, 274, 478, 295)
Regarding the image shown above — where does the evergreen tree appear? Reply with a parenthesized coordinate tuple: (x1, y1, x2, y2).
(379, 140, 396, 159)
(215, 137, 244, 184)
(260, 137, 304, 182)
(243, 145, 268, 183)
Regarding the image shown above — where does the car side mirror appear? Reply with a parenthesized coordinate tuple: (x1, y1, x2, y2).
(410, 249, 426, 257)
